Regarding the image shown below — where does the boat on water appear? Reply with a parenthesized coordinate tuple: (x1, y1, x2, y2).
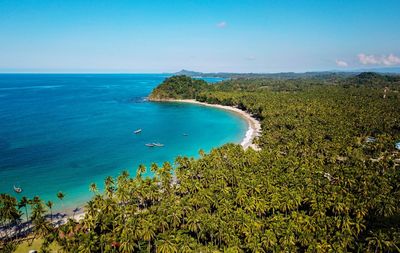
(145, 143, 164, 147)
(134, 129, 142, 134)
(13, 185, 23, 193)
(183, 133, 188, 136)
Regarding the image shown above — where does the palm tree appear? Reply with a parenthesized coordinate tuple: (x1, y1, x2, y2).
(136, 164, 147, 179)
(19, 196, 30, 223)
(89, 182, 98, 195)
(0, 193, 22, 241)
(30, 197, 50, 244)
(150, 163, 159, 174)
(57, 191, 65, 209)
(46, 200, 53, 223)
(140, 216, 156, 252)
(156, 234, 178, 253)
(105, 176, 115, 198)
(120, 170, 130, 179)
(120, 227, 137, 252)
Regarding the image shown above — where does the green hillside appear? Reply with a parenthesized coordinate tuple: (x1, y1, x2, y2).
(148, 75, 209, 100)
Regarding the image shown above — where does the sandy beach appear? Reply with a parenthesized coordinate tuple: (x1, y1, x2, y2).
(154, 99, 262, 150)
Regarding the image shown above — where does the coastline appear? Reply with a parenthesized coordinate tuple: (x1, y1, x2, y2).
(151, 99, 261, 150)
(1, 98, 262, 239)
(67, 99, 261, 223)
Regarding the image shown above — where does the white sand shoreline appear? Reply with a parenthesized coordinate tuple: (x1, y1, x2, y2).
(153, 99, 261, 150)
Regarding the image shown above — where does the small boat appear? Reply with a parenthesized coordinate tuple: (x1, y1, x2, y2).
(134, 129, 142, 134)
(183, 133, 188, 136)
(152, 143, 164, 147)
(145, 143, 155, 147)
(13, 185, 23, 193)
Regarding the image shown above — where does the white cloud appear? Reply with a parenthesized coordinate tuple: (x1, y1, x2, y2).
(335, 60, 348, 67)
(382, 54, 400, 65)
(358, 54, 380, 65)
(216, 21, 227, 28)
(358, 53, 400, 66)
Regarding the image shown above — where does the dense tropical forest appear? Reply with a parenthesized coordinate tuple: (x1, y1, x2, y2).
(149, 75, 209, 100)
(1, 73, 400, 252)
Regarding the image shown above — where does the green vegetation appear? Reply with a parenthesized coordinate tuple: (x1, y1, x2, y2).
(1, 73, 400, 252)
(148, 75, 209, 100)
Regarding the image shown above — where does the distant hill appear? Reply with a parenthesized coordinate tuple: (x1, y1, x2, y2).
(354, 67, 400, 74)
(346, 72, 400, 86)
(175, 69, 204, 76)
(174, 69, 400, 79)
(174, 69, 356, 79)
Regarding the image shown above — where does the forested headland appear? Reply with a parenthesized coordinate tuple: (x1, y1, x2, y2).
(1, 73, 400, 252)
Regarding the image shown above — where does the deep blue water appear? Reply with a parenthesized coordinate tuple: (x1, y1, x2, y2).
(0, 74, 247, 210)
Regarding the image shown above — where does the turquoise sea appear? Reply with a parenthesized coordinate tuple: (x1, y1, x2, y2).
(0, 74, 247, 211)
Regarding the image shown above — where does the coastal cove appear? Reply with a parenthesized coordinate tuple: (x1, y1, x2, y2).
(38, 99, 262, 223)
(0, 74, 249, 212)
(150, 99, 261, 150)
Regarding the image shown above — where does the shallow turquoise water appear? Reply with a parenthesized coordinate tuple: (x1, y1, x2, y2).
(0, 74, 247, 210)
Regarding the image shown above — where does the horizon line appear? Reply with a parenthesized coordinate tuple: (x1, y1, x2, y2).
(0, 68, 398, 75)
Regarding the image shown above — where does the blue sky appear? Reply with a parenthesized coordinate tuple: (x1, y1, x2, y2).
(0, 0, 399, 73)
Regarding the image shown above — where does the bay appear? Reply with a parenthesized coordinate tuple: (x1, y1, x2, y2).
(0, 74, 247, 210)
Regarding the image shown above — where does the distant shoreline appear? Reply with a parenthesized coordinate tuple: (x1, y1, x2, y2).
(150, 99, 261, 150)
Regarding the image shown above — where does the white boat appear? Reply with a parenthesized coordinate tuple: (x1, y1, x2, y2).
(152, 143, 164, 147)
(13, 185, 23, 193)
(145, 143, 155, 147)
(134, 129, 142, 134)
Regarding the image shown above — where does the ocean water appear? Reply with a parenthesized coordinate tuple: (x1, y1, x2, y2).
(0, 74, 247, 211)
